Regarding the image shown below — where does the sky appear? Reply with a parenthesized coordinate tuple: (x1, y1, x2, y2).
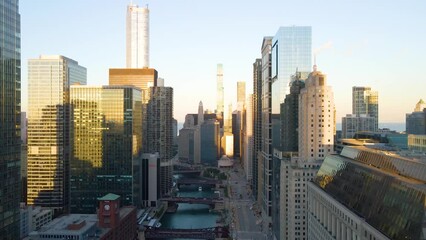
(21, 0, 426, 125)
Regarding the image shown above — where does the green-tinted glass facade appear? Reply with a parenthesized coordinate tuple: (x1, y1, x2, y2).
(314, 147, 425, 239)
(0, 0, 20, 238)
(70, 86, 142, 213)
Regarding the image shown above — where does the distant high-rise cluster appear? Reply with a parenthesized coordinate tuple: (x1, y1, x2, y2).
(342, 86, 379, 138)
(25, 2, 174, 220)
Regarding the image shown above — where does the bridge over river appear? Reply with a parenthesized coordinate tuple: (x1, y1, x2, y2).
(145, 226, 229, 239)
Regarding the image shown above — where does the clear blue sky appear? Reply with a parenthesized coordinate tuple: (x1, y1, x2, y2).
(21, 0, 426, 124)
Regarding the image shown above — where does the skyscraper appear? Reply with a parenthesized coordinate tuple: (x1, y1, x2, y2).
(242, 94, 254, 181)
(280, 71, 306, 152)
(70, 85, 142, 213)
(200, 120, 220, 166)
(109, 68, 158, 151)
(146, 86, 174, 197)
(126, 3, 149, 68)
(298, 68, 335, 161)
(27, 55, 87, 214)
(216, 64, 224, 116)
(352, 86, 378, 129)
(252, 58, 262, 199)
(237, 81, 246, 110)
(0, 0, 21, 237)
(259, 36, 273, 220)
(279, 67, 335, 239)
(271, 26, 312, 150)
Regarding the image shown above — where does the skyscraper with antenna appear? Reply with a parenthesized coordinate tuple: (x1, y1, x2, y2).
(127, 1, 149, 68)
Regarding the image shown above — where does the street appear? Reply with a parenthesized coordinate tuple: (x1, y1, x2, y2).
(225, 161, 267, 240)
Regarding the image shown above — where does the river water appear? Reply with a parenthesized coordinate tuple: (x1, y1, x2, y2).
(160, 183, 219, 240)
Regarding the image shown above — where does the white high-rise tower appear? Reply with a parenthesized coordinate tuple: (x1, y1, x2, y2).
(126, 2, 149, 68)
(217, 64, 224, 116)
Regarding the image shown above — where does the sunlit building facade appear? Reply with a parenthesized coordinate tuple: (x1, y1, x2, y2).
(70, 85, 142, 213)
(109, 68, 157, 151)
(352, 86, 378, 130)
(278, 68, 335, 240)
(126, 3, 149, 68)
(0, 0, 21, 237)
(27, 55, 86, 215)
(237, 81, 246, 110)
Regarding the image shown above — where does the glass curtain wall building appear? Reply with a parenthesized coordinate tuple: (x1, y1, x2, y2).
(0, 0, 21, 238)
(271, 26, 312, 149)
(27, 56, 86, 215)
(70, 86, 142, 213)
(308, 146, 426, 240)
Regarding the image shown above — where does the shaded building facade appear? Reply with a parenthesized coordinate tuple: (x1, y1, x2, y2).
(146, 86, 174, 197)
(252, 58, 262, 199)
(0, 0, 21, 237)
(406, 100, 426, 135)
(27, 55, 87, 215)
(258, 36, 273, 219)
(280, 72, 306, 152)
(70, 85, 142, 213)
(200, 120, 221, 166)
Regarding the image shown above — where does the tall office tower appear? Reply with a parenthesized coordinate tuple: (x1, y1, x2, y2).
(0, 0, 21, 237)
(406, 99, 426, 134)
(198, 101, 204, 124)
(216, 64, 224, 116)
(224, 103, 233, 133)
(146, 86, 174, 197)
(242, 94, 254, 181)
(279, 67, 335, 240)
(109, 68, 158, 151)
(237, 81, 246, 110)
(178, 127, 195, 162)
(252, 58, 262, 199)
(232, 110, 242, 158)
(280, 71, 306, 152)
(27, 55, 86, 215)
(307, 146, 426, 240)
(352, 86, 379, 129)
(194, 102, 204, 164)
(126, 3, 149, 68)
(299, 68, 335, 161)
(271, 26, 312, 150)
(70, 86, 142, 213)
(200, 120, 220, 166)
(342, 114, 377, 138)
(258, 36, 273, 220)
